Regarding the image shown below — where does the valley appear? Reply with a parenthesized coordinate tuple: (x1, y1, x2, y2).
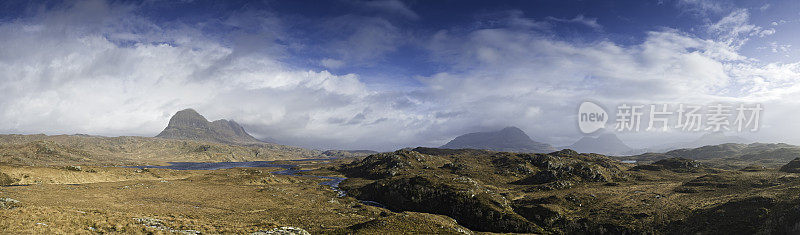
(3, 139, 800, 234)
(1, 110, 799, 234)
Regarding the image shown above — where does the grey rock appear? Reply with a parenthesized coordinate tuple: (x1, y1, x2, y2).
(251, 226, 311, 235)
(0, 198, 20, 209)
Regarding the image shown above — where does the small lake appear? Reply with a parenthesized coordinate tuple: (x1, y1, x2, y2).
(621, 160, 637, 164)
(127, 159, 347, 197)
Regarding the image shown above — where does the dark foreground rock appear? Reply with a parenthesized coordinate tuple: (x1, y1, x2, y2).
(0, 172, 17, 186)
(339, 148, 628, 233)
(339, 147, 800, 234)
(780, 158, 800, 173)
(669, 196, 800, 234)
(349, 175, 541, 233)
(631, 157, 708, 173)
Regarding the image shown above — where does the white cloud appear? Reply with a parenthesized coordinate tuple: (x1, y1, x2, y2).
(359, 0, 419, 20)
(677, 0, 725, 16)
(760, 4, 771, 12)
(321, 58, 345, 69)
(707, 9, 774, 48)
(421, 16, 800, 146)
(546, 15, 602, 31)
(0, 0, 422, 150)
(2, 1, 800, 151)
(321, 15, 404, 66)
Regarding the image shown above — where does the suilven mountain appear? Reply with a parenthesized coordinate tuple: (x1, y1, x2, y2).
(156, 109, 265, 145)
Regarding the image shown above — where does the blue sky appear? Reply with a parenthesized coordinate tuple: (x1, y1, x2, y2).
(0, 0, 799, 151)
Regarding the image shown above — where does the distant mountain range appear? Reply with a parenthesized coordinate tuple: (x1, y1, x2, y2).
(619, 142, 800, 169)
(152, 109, 755, 159)
(440, 127, 556, 153)
(560, 133, 632, 155)
(551, 132, 751, 156)
(623, 132, 751, 155)
(156, 109, 266, 145)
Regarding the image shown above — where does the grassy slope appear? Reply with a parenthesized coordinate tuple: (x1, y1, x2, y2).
(0, 134, 320, 166)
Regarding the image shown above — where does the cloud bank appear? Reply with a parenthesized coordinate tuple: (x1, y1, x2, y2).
(0, 0, 799, 151)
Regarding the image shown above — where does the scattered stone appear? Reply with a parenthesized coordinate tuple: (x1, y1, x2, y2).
(133, 217, 200, 234)
(251, 226, 311, 235)
(133, 217, 164, 228)
(65, 165, 82, 171)
(0, 197, 20, 209)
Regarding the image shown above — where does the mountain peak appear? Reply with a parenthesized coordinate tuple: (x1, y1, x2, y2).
(565, 133, 631, 155)
(167, 109, 209, 129)
(156, 109, 265, 145)
(176, 108, 200, 115)
(440, 127, 555, 153)
(499, 126, 525, 134)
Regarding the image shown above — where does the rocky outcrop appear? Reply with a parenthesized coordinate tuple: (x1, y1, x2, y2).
(156, 109, 265, 145)
(339, 149, 452, 179)
(510, 149, 626, 188)
(740, 164, 768, 172)
(441, 127, 556, 153)
(780, 158, 800, 173)
(0, 172, 17, 186)
(341, 212, 472, 234)
(349, 175, 542, 233)
(631, 157, 706, 173)
(668, 196, 800, 234)
(338, 148, 628, 233)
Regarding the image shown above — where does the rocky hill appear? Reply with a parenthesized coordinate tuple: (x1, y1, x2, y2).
(780, 158, 800, 173)
(337, 147, 800, 234)
(440, 127, 556, 153)
(625, 132, 751, 155)
(561, 133, 632, 155)
(621, 143, 800, 169)
(156, 109, 264, 145)
(338, 148, 628, 233)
